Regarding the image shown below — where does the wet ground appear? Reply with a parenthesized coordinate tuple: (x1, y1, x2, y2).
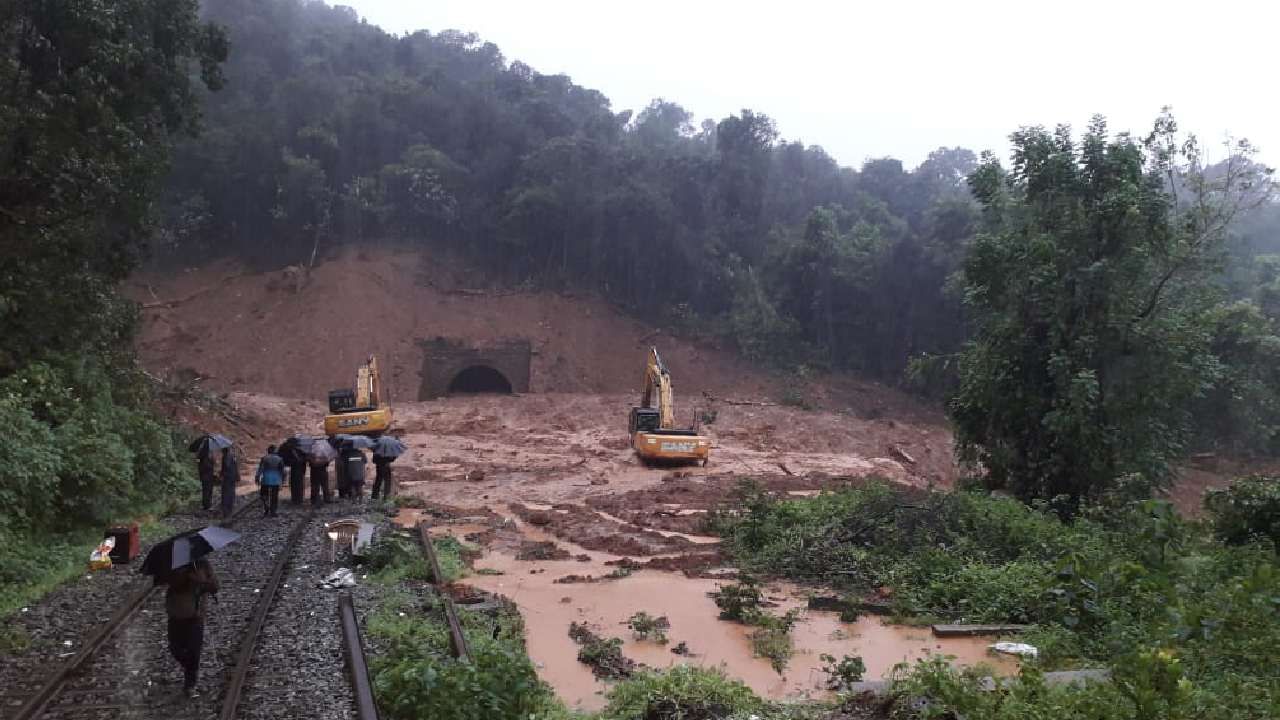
(403, 509, 1016, 712)
(217, 392, 1010, 711)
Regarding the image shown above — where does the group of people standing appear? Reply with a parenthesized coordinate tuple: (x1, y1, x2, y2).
(196, 434, 399, 518)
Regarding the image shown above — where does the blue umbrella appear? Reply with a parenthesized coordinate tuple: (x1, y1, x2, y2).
(373, 435, 406, 460)
(335, 434, 376, 450)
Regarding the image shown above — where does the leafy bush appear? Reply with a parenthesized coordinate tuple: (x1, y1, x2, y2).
(718, 480, 1086, 623)
(819, 653, 866, 691)
(749, 627, 792, 675)
(1205, 476, 1280, 549)
(374, 631, 556, 720)
(711, 578, 798, 674)
(710, 577, 764, 621)
(602, 665, 763, 720)
(626, 611, 670, 644)
(569, 621, 637, 679)
(365, 533, 467, 585)
(367, 576, 561, 719)
(718, 480, 1280, 716)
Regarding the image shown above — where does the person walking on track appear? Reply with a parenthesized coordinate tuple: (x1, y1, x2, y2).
(371, 453, 393, 500)
(255, 445, 285, 517)
(165, 558, 218, 698)
(219, 447, 239, 518)
(280, 438, 308, 505)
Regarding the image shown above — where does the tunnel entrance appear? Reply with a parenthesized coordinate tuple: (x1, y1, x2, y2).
(447, 365, 514, 394)
(418, 338, 531, 399)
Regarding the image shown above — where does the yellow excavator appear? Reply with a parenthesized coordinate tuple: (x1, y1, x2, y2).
(629, 346, 710, 465)
(324, 355, 393, 436)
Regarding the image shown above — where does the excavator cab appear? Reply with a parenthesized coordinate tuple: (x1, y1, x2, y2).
(629, 347, 710, 465)
(628, 406, 662, 434)
(323, 355, 393, 436)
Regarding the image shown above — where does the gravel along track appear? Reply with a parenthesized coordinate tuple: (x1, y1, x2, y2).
(0, 500, 252, 715)
(236, 505, 366, 720)
(3, 497, 389, 712)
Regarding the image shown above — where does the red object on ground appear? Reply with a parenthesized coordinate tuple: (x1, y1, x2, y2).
(105, 524, 140, 563)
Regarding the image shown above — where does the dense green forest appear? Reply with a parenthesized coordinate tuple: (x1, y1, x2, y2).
(0, 0, 226, 609)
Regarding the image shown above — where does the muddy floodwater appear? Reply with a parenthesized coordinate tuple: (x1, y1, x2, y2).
(419, 518, 1018, 711)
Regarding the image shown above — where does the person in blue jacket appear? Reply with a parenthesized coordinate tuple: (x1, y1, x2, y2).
(254, 445, 286, 517)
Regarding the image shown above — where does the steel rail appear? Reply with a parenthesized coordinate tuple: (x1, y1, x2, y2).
(12, 498, 259, 720)
(338, 592, 380, 720)
(415, 521, 472, 662)
(217, 510, 313, 720)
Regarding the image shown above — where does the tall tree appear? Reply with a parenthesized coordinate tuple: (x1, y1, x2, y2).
(0, 0, 227, 371)
(950, 114, 1273, 506)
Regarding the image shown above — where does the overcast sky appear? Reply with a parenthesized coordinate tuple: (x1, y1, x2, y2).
(337, 0, 1275, 170)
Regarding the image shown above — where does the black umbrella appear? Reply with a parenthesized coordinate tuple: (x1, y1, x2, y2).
(278, 436, 309, 464)
(188, 433, 233, 455)
(141, 526, 240, 580)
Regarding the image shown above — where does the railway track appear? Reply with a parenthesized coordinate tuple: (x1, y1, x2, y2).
(416, 520, 472, 663)
(3, 501, 379, 720)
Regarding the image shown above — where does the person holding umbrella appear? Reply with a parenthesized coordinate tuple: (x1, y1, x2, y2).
(189, 434, 232, 513)
(219, 445, 239, 518)
(336, 435, 373, 501)
(278, 436, 308, 506)
(141, 526, 238, 698)
(308, 437, 336, 506)
(254, 445, 286, 517)
(372, 434, 406, 500)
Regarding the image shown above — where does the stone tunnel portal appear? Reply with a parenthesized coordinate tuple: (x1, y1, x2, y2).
(418, 338, 531, 399)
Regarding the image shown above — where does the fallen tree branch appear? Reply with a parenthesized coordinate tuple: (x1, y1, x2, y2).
(701, 391, 778, 407)
(141, 274, 243, 309)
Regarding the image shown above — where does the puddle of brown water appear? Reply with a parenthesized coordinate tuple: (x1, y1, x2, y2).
(433, 523, 1018, 711)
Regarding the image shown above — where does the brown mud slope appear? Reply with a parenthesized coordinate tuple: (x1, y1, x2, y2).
(128, 246, 930, 422)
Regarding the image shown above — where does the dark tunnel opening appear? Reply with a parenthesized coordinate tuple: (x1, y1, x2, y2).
(447, 365, 514, 394)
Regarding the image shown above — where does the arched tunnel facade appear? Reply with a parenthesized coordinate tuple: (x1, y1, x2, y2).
(417, 338, 531, 399)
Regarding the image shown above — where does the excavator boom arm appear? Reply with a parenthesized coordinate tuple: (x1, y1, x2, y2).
(641, 347, 676, 429)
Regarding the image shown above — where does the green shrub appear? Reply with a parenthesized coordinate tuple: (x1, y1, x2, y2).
(819, 653, 866, 691)
(1205, 476, 1280, 549)
(749, 627, 792, 674)
(374, 634, 556, 720)
(569, 621, 637, 679)
(626, 611, 670, 644)
(367, 577, 560, 719)
(710, 577, 764, 621)
(365, 533, 466, 585)
(602, 665, 763, 720)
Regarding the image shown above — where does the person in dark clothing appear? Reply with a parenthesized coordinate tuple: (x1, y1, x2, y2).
(255, 445, 285, 517)
(309, 459, 331, 505)
(335, 442, 351, 499)
(371, 455, 394, 500)
(197, 450, 215, 511)
(344, 447, 367, 500)
(165, 558, 218, 697)
(280, 439, 307, 505)
(219, 448, 239, 518)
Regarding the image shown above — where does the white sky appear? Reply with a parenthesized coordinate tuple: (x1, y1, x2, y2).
(336, 0, 1277, 170)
